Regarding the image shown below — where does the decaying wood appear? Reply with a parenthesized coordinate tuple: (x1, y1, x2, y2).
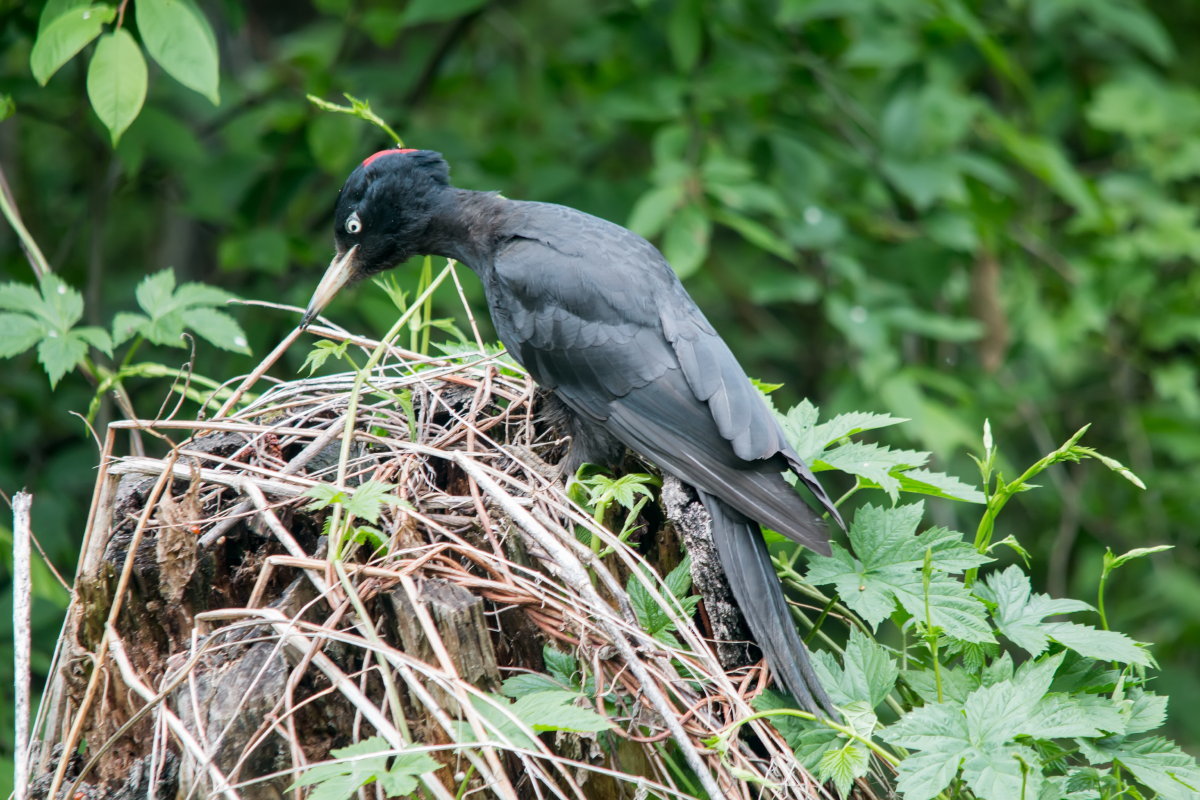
(26, 334, 829, 800)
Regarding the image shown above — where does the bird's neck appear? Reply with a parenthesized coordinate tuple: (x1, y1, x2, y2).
(422, 188, 505, 272)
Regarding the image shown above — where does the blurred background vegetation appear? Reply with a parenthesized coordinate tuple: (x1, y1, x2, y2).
(2, 0, 1199, 790)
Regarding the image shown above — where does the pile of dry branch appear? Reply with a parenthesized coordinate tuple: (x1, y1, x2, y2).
(25, 326, 829, 800)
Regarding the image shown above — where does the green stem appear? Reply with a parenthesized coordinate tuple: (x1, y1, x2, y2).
(1097, 568, 1111, 632)
(922, 549, 943, 703)
(0, 163, 51, 278)
(723, 709, 900, 767)
(965, 425, 1091, 585)
(803, 595, 837, 646)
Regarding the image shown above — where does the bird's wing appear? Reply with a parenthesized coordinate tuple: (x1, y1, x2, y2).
(490, 203, 840, 539)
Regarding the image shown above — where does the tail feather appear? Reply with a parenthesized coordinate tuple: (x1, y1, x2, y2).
(700, 490, 835, 717)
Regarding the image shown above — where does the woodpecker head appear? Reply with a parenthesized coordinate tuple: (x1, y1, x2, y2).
(301, 148, 451, 329)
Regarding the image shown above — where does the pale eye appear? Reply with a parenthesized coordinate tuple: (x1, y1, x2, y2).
(345, 212, 363, 235)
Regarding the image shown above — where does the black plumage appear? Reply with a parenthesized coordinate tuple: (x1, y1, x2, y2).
(302, 148, 845, 714)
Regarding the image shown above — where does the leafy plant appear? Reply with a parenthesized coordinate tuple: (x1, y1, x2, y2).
(734, 409, 1192, 800)
(303, 479, 413, 557)
(627, 556, 702, 649)
(288, 736, 442, 800)
(31, 0, 220, 142)
(452, 689, 613, 751)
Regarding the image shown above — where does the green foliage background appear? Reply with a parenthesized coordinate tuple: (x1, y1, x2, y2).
(2, 0, 1199, 790)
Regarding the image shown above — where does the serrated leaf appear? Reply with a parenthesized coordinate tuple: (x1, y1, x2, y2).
(501, 672, 567, 699)
(87, 30, 147, 145)
(812, 410, 909, 449)
(136, 269, 178, 316)
(894, 748, 965, 800)
(112, 311, 149, 345)
(174, 281, 238, 308)
(1031, 692, 1125, 739)
(1110, 737, 1200, 800)
(977, 565, 1093, 657)
(0, 313, 45, 358)
(73, 325, 113, 357)
(289, 736, 440, 800)
(342, 479, 407, 524)
(1041, 621, 1151, 667)
(38, 274, 84, 330)
(818, 441, 929, 500)
(136, 0, 221, 104)
(807, 503, 991, 637)
(511, 690, 613, 733)
(817, 740, 870, 798)
(812, 629, 897, 709)
(30, 4, 114, 85)
(0, 282, 48, 317)
(37, 332, 88, 387)
(378, 751, 442, 796)
(542, 645, 578, 687)
(180, 307, 250, 354)
(1125, 691, 1168, 735)
(897, 468, 986, 504)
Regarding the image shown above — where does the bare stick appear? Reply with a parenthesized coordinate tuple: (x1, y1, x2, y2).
(213, 326, 304, 419)
(13, 491, 33, 800)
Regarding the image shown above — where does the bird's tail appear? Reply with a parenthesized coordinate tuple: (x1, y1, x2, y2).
(700, 490, 835, 717)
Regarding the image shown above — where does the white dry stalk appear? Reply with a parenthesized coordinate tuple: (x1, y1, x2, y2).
(13, 491, 33, 800)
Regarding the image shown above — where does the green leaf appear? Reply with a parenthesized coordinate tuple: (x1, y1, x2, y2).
(501, 672, 568, 698)
(627, 561, 700, 642)
(666, 0, 702, 72)
(289, 736, 441, 800)
(510, 690, 613, 733)
(806, 503, 991, 638)
(896, 469, 986, 504)
(303, 484, 345, 512)
(1109, 737, 1200, 800)
(37, 274, 84, 331)
(37, 332, 88, 387)
(135, 269, 178, 316)
(29, 4, 114, 85)
(812, 410, 910, 450)
(112, 311, 149, 346)
(401, 0, 488, 26)
(0, 313, 46, 358)
(179, 307, 251, 354)
(977, 565, 1151, 666)
(342, 480, 408, 524)
(816, 739, 870, 798)
(1039, 621, 1151, 667)
(542, 645, 578, 688)
(977, 565, 1092, 657)
(39, 0, 88, 34)
(627, 183, 683, 238)
(817, 441, 928, 500)
(1104, 545, 1173, 575)
(87, 30, 147, 145)
(378, 751, 443, 796)
(456, 691, 612, 749)
(73, 326, 113, 357)
(811, 628, 897, 709)
(662, 203, 711, 278)
(136, 0, 221, 104)
(886, 655, 1067, 800)
(0, 283, 49, 318)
